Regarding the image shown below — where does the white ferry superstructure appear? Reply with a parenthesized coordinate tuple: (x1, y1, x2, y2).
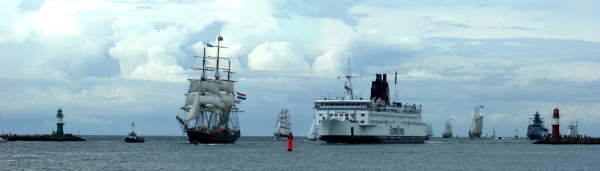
(313, 60, 425, 144)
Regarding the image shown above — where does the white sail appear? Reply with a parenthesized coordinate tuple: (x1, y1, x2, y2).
(307, 122, 317, 140)
(197, 95, 222, 107)
(221, 94, 236, 106)
(185, 94, 201, 122)
(567, 121, 578, 137)
(490, 127, 496, 138)
(184, 94, 197, 106)
(217, 80, 234, 94)
(188, 79, 219, 95)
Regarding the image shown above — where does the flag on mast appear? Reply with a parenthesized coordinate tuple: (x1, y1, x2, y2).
(237, 92, 246, 100)
(218, 36, 223, 41)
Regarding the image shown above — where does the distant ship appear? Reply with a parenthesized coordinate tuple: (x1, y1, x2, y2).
(424, 123, 433, 140)
(490, 126, 496, 138)
(0, 113, 6, 143)
(442, 119, 453, 138)
(468, 105, 484, 139)
(526, 111, 548, 140)
(176, 35, 244, 144)
(307, 116, 318, 141)
(514, 128, 518, 139)
(274, 109, 292, 141)
(314, 59, 426, 144)
(566, 121, 579, 138)
(125, 122, 145, 143)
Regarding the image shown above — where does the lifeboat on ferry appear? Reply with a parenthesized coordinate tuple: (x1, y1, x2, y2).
(374, 99, 385, 105)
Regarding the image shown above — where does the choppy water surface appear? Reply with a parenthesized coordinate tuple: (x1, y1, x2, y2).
(1, 136, 599, 170)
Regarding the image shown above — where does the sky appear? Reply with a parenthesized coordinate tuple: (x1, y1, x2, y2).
(1, 0, 599, 137)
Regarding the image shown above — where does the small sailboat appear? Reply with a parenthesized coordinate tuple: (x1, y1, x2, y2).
(514, 128, 518, 139)
(274, 109, 292, 140)
(307, 117, 318, 141)
(0, 113, 7, 143)
(490, 126, 496, 139)
(124, 122, 145, 143)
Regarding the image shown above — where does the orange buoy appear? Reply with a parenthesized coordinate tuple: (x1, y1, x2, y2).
(287, 133, 293, 151)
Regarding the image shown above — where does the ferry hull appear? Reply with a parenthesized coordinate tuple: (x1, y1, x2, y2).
(442, 134, 453, 138)
(320, 119, 425, 144)
(320, 135, 425, 144)
(185, 130, 240, 144)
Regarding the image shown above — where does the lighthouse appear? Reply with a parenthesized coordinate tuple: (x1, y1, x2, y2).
(56, 107, 65, 135)
(551, 108, 560, 137)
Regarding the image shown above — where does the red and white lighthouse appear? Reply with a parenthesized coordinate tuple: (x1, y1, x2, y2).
(551, 108, 560, 137)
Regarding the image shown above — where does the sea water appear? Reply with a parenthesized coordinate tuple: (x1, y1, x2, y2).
(1, 136, 598, 170)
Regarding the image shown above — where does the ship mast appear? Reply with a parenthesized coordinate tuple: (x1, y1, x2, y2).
(343, 58, 359, 100)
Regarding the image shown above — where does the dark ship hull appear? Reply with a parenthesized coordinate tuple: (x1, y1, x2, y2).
(124, 137, 145, 143)
(442, 134, 452, 138)
(274, 133, 288, 141)
(186, 129, 240, 144)
(526, 133, 545, 140)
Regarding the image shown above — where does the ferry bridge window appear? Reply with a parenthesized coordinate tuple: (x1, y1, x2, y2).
(361, 114, 365, 117)
(334, 114, 338, 116)
(345, 114, 348, 116)
(329, 114, 333, 116)
(351, 114, 354, 116)
(319, 114, 322, 116)
(360, 120, 364, 123)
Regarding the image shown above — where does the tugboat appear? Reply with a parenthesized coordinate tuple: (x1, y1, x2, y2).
(125, 122, 145, 143)
(175, 35, 244, 144)
(526, 111, 548, 140)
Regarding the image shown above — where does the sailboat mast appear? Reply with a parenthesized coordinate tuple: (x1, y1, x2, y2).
(215, 35, 221, 80)
(201, 47, 206, 81)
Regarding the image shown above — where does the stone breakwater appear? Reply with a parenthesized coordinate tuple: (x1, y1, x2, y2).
(1, 134, 86, 141)
(533, 137, 600, 144)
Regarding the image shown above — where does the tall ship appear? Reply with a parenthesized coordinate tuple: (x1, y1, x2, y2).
(442, 119, 453, 138)
(0, 113, 6, 143)
(273, 109, 292, 140)
(424, 123, 433, 140)
(313, 60, 426, 144)
(468, 105, 484, 139)
(526, 111, 548, 140)
(566, 121, 579, 138)
(176, 35, 244, 144)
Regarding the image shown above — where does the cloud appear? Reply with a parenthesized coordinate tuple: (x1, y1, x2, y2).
(247, 41, 311, 72)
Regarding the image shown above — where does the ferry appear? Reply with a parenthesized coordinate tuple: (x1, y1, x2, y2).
(313, 60, 425, 144)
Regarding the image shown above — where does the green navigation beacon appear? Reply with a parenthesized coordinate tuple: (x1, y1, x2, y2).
(56, 107, 65, 135)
